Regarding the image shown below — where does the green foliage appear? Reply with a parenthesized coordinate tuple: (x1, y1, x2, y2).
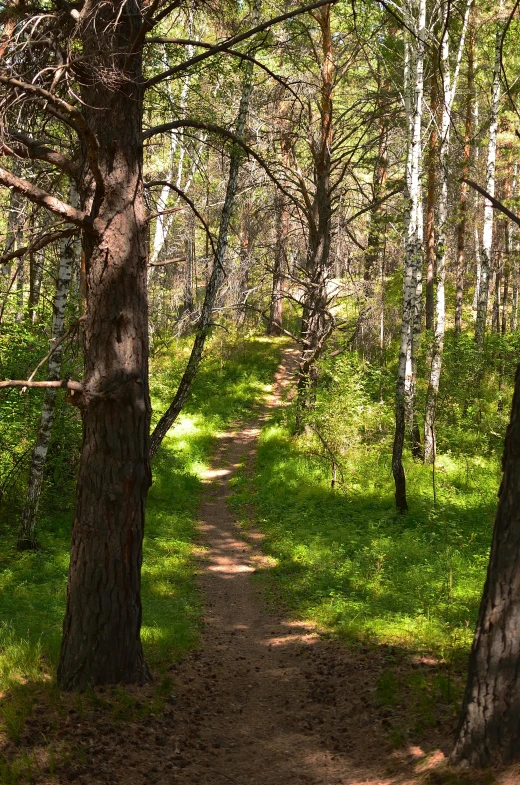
(234, 335, 506, 658)
(0, 332, 282, 697)
(0, 320, 82, 520)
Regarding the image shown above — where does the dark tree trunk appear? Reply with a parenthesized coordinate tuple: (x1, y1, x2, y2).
(451, 364, 520, 767)
(268, 187, 287, 336)
(296, 4, 333, 429)
(364, 68, 388, 286)
(184, 212, 195, 313)
(455, 22, 474, 334)
(57, 0, 152, 690)
(425, 73, 437, 332)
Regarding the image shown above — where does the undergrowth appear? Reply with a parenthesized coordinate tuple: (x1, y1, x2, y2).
(0, 331, 282, 698)
(230, 331, 512, 752)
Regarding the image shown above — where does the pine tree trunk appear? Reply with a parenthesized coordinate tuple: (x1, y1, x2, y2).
(268, 168, 289, 336)
(183, 211, 195, 313)
(364, 64, 389, 286)
(296, 4, 334, 427)
(451, 363, 520, 768)
(18, 186, 79, 551)
(57, 2, 152, 689)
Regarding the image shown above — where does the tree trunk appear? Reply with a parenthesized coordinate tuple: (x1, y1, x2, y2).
(183, 211, 195, 313)
(475, 10, 503, 347)
(149, 0, 259, 460)
(296, 4, 334, 428)
(57, 1, 152, 690)
(364, 64, 389, 286)
(392, 0, 426, 511)
(455, 21, 474, 334)
(451, 363, 520, 767)
(424, 0, 471, 463)
(18, 185, 79, 551)
(268, 186, 287, 336)
(425, 73, 437, 332)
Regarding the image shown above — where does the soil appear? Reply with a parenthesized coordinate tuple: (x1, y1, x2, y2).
(1, 347, 516, 784)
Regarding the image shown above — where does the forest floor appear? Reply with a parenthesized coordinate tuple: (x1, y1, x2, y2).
(1, 346, 518, 785)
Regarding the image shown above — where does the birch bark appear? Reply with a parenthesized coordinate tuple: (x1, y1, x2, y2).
(18, 184, 80, 550)
(392, 0, 426, 511)
(475, 7, 503, 347)
(424, 0, 472, 464)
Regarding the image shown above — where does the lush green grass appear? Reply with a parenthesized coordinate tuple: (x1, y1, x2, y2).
(0, 332, 282, 693)
(232, 334, 507, 660)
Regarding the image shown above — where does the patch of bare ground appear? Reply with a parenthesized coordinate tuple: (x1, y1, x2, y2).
(0, 347, 512, 784)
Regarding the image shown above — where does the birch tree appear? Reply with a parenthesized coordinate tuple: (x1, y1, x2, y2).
(392, 0, 426, 511)
(18, 184, 80, 550)
(423, 0, 472, 464)
(475, 6, 504, 347)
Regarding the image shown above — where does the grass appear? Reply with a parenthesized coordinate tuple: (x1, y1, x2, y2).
(231, 331, 509, 664)
(234, 416, 498, 658)
(0, 332, 283, 692)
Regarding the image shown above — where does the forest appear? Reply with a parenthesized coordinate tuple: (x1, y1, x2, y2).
(1, 0, 520, 781)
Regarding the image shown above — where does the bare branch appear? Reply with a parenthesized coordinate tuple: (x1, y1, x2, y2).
(145, 205, 184, 221)
(462, 178, 520, 228)
(0, 379, 83, 393)
(0, 165, 93, 230)
(143, 121, 303, 212)
(144, 179, 217, 257)
(144, 0, 338, 89)
(23, 316, 85, 391)
(0, 76, 104, 195)
(148, 257, 186, 267)
(146, 38, 300, 100)
(1, 129, 79, 179)
(0, 227, 77, 267)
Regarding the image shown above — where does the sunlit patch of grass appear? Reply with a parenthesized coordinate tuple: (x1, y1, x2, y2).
(240, 383, 500, 660)
(0, 332, 283, 695)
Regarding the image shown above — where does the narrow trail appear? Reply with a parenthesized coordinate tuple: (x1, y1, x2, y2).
(167, 347, 427, 785)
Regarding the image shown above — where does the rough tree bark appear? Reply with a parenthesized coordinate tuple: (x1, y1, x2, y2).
(268, 132, 291, 336)
(296, 3, 334, 427)
(57, 0, 152, 689)
(451, 363, 520, 767)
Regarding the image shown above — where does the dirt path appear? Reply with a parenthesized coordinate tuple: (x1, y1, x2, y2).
(165, 347, 429, 785)
(5, 348, 516, 785)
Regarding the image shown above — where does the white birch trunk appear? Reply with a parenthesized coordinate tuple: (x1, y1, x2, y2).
(17, 184, 80, 549)
(424, 0, 472, 462)
(392, 0, 426, 511)
(475, 7, 503, 346)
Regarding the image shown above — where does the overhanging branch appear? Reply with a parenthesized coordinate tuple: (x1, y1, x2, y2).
(143, 121, 303, 213)
(146, 38, 300, 99)
(1, 129, 79, 179)
(0, 166, 93, 230)
(0, 227, 78, 267)
(463, 178, 520, 228)
(144, 0, 338, 89)
(144, 179, 217, 257)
